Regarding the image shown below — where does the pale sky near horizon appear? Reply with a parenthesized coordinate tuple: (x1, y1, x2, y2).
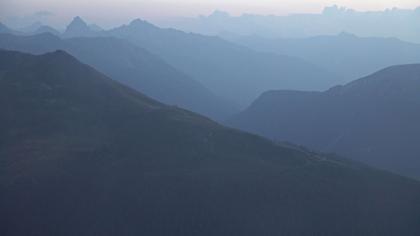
(1, 0, 420, 28)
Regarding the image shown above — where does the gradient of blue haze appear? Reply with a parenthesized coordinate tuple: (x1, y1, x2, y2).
(1, 0, 420, 28)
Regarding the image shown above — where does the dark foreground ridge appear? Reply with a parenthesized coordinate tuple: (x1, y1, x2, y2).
(1, 50, 420, 236)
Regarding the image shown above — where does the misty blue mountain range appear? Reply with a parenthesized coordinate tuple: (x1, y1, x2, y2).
(161, 6, 420, 43)
(2, 6, 420, 235)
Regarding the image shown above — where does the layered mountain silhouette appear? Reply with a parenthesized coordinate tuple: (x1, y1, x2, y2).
(0, 22, 59, 36)
(226, 33, 420, 84)
(104, 19, 338, 107)
(229, 64, 420, 179)
(56, 17, 336, 107)
(1, 49, 420, 235)
(161, 6, 420, 43)
(0, 33, 235, 120)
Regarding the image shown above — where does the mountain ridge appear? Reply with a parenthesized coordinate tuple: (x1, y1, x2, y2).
(103, 18, 338, 107)
(5, 17, 340, 107)
(2, 49, 420, 235)
(0, 32, 236, 120)
(229, 63, 420, 179)
(224, 33, 420, 84)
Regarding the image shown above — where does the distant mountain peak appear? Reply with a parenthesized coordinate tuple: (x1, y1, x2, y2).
(71, 16, 87, 26)
(67, 16, 88, 30)
(128, 18, 156, 29)
(63, 16, 93, 37)
(338, 31, 356, 37)
(209, 10, 230, 18)
(322, 5, 353, 15)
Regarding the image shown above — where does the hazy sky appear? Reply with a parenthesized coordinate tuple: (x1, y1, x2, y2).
(1, 0, 420, 28)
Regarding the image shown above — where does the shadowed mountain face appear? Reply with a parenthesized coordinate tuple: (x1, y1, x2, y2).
(103, 19, 337, 107)
(229, 64, 420, 179)
(225, 33, 420, 84)
(0, 33, 235, 120)
(1, 49, 420, 236)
